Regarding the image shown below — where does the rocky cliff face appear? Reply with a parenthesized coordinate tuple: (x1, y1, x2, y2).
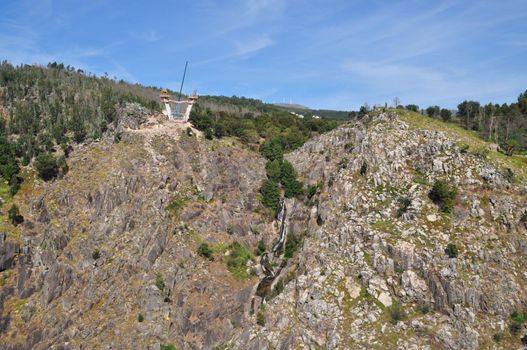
(1, 110, 526, 349)
(229, 113, 527, 349)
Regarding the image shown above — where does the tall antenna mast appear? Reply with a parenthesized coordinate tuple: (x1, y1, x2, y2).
(177, 61, 188, 102)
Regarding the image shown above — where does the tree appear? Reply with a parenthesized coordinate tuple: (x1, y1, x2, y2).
(457, 101, 480, 130)
(426, 106, 440, 118)
(280, 160, 303, 198)
(8, 204, 24, 226)
(440, 108, 452, 122)
(197, 243, 214, 260)
(0, 136, 19, 181)
(265, 159, 282, 181)
(429, 180, 457, 213)
(260, 137, 283, 161)
(260, 179, 280, 211)
(35, 153, 58, 181)
(405, 104, 419, 112)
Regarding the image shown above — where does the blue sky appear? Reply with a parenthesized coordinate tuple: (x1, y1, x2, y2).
(1, 0, 526, 110)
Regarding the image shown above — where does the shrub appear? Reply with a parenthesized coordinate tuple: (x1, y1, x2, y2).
(197, 243, 214, 260)
(35, 153, 58, 181)
(284, 231, 300, 259)
(160, 344, 177, 350)
(137, 313, 144, 322)
(57, 155, 68, 177)
(8, 204, 24, 226)
(260, 179, 280, 211)
(280, 160, 303, 198)
(522, 334, 527, 345)
(510, 311, 527, 336)
(492, 333, 502, 343)
(113, 132, 122, 143)
(389, 302, 406, 323)
(265, 159, 281, 181)
(9, 175, 21, 196)
(307, 183, 319, 199)
(511, 310, 527, 323)
(457, 142, 469, 153)
(155, 273, 166, 291)
(397, 196, 412, 217)
(255, 239, 266, 256)
(226, 242, 253, 280)
(256, 304, 265, 326)
(92, 249, 101, 260)
(260, 137, 283, 161)
(269, 279, 284, 299)
(445, 243, 459, 258)
(510, 321, 522, 335)
(502, 168, 514, 183)
(428, 180, 457, 213)
(359, 160, 367, 176)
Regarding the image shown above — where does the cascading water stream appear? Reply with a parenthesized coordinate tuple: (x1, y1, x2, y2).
(255, 199, 288, 299)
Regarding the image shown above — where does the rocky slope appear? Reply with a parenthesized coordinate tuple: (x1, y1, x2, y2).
(229, 112, 527, 349)
(1, 109, 527, 349)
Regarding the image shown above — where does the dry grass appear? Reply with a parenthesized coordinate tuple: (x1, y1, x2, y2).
(393, 109, 527, 181)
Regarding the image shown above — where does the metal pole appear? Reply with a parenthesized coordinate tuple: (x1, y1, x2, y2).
(178, 61, 188, 102)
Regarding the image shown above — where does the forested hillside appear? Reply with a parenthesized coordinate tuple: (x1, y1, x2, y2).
(0, 62, 161, 194)
(416, 92, 527, 153)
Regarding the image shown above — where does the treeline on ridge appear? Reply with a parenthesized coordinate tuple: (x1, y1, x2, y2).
(0, 61, 161, 193)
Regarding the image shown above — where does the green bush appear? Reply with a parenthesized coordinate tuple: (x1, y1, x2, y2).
(8, 204, 24, 226)
(456, 142, 469, 153)
(92, 249, 101, 260)
(359, 160, 368, 176)
(35, 153, 58, 181)
(260, 179, 280, 211)
(511, 310, 527, 323)
(226, 242, 253, 280)
(155, 273, 166, 291)
(9, 175, 21, 196)
(57, 155, 68, 177)
(492, 332, 502, 343)
(256, 304, 266, 326)
(197, 243, 214, 260)
(389, 302, 406, 323)
(510, 321, 522, 335)
(280, 160, 303, 198)
(269, 279, 284, 299)
(428, 180, 457, 213)
(160, 344, 178, 350)
(265, 159, 282, 181)
(397, 196, 412, 217)
(260, 137, 283, 161)
(284, 231, 300, 259)
(114, 132, 122, 143)
(307, 184, 318, 199)
(255, 239, 266, 256)
(445, 243, 459, 258)
(137, 313, 144, 322)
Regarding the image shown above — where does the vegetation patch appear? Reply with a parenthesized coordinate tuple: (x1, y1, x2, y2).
(445, 243, 459, 258)
(197, 243, 214, 261)
(429, 180, 457, 213)
(225, 242, 253, 280)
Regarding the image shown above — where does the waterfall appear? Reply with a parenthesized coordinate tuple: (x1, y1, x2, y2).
(271, 199, 287, 253)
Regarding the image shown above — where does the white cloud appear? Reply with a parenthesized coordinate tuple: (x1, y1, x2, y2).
(235, 35, 274, 56)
